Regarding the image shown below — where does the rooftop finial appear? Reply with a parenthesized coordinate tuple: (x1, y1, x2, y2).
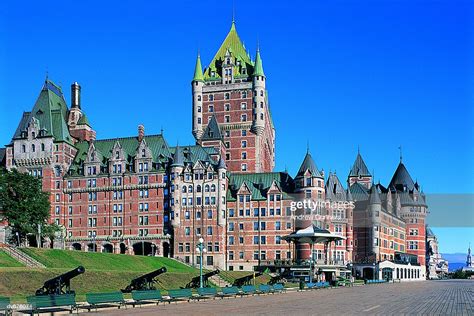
(306, 140, 310, 154)
(358, 145, 360, 155)
(399, 145, 403, 162)
(232, 0, 235, 24)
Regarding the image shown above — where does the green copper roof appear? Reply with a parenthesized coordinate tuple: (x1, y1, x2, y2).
(193, 54, 204, 82)
(227, 172, 294, 201)
(77, 113, 91, 126)
(169, 145, 217, 166)
(253, 48, 265, 77)
(171, 145, 184, 167)
(204, 21, 254, 80)
(69, 134, 171, 175)
(12, 79, 73, 145)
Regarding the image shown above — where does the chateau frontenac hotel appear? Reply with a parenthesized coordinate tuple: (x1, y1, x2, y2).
(1, 21, 433, 281)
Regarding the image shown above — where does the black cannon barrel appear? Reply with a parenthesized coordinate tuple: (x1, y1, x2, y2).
(232, 271, 263, 287)
(132, 267, 167, 283)
(36, 266, 85, 295)
(122, 267, 167, 292)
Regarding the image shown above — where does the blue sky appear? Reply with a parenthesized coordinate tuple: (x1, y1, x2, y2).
(1, 0, 472, 253)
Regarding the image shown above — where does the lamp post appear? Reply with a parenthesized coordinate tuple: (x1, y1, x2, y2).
(196, 237, 207, 288)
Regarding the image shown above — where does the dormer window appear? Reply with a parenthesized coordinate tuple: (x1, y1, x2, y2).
(141, 149, 146, 158)
(91, 153, 95, 161)
(32, 132, 36, 138)
(115, 151, 120, 159)
(226, 58, 230, 65)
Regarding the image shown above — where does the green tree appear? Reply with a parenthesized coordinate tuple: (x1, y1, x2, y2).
(0, 168, 50, 245)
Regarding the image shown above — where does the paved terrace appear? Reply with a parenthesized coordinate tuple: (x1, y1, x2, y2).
(94, 280, 473, 316)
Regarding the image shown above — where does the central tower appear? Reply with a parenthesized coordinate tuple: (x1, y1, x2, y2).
(192, 21, 275, 173)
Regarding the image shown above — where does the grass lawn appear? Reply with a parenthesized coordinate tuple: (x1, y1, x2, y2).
(21, 248, 194, 272)
(0, 267, 200, 303)
(0, 250, 24, 268)
(219, 270, 270, 285)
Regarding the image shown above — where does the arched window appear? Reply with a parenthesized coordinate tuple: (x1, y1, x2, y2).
(188, 185, 193, 193)
(182, 186, 187, 193)
(141, 149, 146, 157)
(41, 143, 45, 151)
(211, 184, 216, 192)
(198, 106, 201, 113)
(226, 58, 230, 65)
(115, 151, 120, 159)
(205, 185, 210, 192)
(260, 90, 264, 96)
(196, 185, 202, 192)
(22, 144, 26, 153)
(241, 91, 247, 98)
(198, 95, 201, 101)
(31, 144, 36, 152)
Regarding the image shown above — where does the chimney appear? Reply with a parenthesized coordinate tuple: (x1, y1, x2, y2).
(71, 82, 81, 109)
(138, 124, 145, 142)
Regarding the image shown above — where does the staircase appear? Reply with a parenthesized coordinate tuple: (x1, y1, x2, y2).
(209, 273, 232, 287)
(0, 244, 45, 268)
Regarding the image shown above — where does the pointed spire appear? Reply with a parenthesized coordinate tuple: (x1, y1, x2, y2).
(296, 150, 322, 178)
(172, 145, 184, 167)
(349, 150, 371, 177)
(399, 145, 403, 162)
(193, 53, 204, 82)
(253, 45, 265, 77)
(346, 187, 353, 202)
(369, 184, 381, 205)
(201, 116, 223, 140)
(217, 156, 226, 169)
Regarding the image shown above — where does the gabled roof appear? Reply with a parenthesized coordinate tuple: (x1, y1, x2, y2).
(227, 172, 294, 201)
(203, 21, 254, 80)
(217, 156, 226, 169)
(201, 116, 222, 140)
(326, 172, 347, 201)
(349, 152, 371, 177)
(11, 79, 73, 145)
(69, 134, 171, 175)
(389, 162, 416, 192)
(296, 152, 322, 178)
(169, 145, 216, 166)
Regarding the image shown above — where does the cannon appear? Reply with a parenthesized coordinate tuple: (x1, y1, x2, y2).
(185, 269, 220, 288)
(121, 267, 167, 293)
(35, 266, 85, 296)
(232, 271, 263, 287)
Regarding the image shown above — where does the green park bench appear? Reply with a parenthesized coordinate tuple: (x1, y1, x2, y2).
(217, 286, 240, 298)
(0, 296, 12, 316)
(131, 290, 164, 307)
(196, 287, 218, 300)
(85, 291, 126, 311)
(257, 284, 272, 295)
(272, 283, 286, 293)
(167, 288, 193, 303)
(26, 294, 77, 315)
(240, 285, 256, 296)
